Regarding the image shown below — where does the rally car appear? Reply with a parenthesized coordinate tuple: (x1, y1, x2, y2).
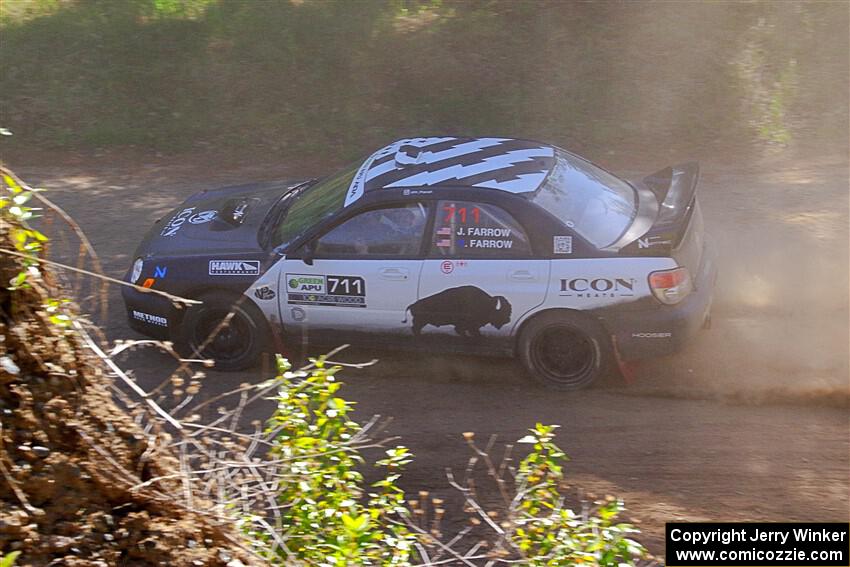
(123, 137, 716, 389)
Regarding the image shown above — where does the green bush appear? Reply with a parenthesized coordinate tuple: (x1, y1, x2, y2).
(241, 356, 646, 565)
(1, 170, 48, 289)
(509, 424, 645, 565)
(239, 355, 416, 564)
(0, 551, 21, 567)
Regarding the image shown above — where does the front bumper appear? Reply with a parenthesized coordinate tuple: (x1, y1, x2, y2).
(602, 241, 718, 361)
(122, 283, 175, 340)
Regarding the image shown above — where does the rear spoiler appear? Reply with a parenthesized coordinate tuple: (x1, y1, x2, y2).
(642, 162, 700, 231)
(616, 162, 700, 254)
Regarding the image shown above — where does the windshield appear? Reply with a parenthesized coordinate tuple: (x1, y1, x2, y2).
(272, 163, 358, 249)
(531, 150, 636, 248)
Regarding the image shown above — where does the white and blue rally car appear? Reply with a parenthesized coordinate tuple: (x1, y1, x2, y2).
(123, 137, 716, 389)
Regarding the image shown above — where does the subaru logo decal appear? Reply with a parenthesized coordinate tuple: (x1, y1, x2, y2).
(189, 210, 217, 224)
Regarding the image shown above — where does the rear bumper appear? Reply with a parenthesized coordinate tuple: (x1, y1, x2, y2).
(603, 241, 717, 361)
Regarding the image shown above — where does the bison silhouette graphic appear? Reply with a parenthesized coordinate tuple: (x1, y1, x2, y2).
(403, 286, 513, 337)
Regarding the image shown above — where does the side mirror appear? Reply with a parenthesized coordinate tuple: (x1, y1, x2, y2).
(301, 241, 316, 266)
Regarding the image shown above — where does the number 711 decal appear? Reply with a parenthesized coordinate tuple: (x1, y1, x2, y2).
(443, 204, 481, 224)
(286, 273, 367, 308)
(327, 275, 364, 296)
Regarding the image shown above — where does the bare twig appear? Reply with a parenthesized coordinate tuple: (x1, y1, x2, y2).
(400, 517, 481, 567)
(75, 321, 182, 430)
(0, 247, 200, 306)
(179, 440, 194, 509)
(446, 469, 505, 537)
(465, 434, 513, 507)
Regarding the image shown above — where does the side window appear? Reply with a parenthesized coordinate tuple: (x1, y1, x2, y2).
(431, 200, 532, 257)
(315, 203, 428, 257)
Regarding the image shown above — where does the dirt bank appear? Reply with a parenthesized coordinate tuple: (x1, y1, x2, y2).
(0, 213, 253, 565)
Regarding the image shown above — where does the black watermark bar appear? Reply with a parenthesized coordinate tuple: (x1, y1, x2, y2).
(666, 523, 849, 566)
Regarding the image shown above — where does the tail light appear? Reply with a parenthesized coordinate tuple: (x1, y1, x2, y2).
(649, 267, 692, 305)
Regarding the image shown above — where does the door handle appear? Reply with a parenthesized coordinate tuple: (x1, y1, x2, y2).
(509, 269, 536, 281)
(379, 267, 409, 280)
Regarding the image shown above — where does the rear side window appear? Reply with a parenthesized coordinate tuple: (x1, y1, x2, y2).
(532, 150, 636, 248)
(431, 200, 531, 257)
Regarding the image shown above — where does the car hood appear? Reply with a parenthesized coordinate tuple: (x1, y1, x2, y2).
(134, 179, 306, 258)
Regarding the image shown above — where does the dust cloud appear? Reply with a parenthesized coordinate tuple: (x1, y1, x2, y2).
(632, 155, 849, 405)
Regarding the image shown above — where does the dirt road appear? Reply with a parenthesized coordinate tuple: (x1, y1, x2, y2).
(6, 148, 848, 556)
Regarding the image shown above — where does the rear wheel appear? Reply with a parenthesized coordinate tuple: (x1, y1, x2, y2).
(518, 312, 613, 390)
(178, 292, 269, 371)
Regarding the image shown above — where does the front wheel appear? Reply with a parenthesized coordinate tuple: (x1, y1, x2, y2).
(178, 292, 269, 371)
(518, 312, 613, 390)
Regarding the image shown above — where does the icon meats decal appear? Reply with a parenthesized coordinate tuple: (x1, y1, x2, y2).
(559, 277, 636, 298)
(286, 274, 366, 308)
(209, 260, 260, 276)
(404, 286, 512, 337)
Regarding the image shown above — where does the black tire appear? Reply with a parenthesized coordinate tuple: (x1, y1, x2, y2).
(178, 292, 269, 371)
(518, 311, 614, 390)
